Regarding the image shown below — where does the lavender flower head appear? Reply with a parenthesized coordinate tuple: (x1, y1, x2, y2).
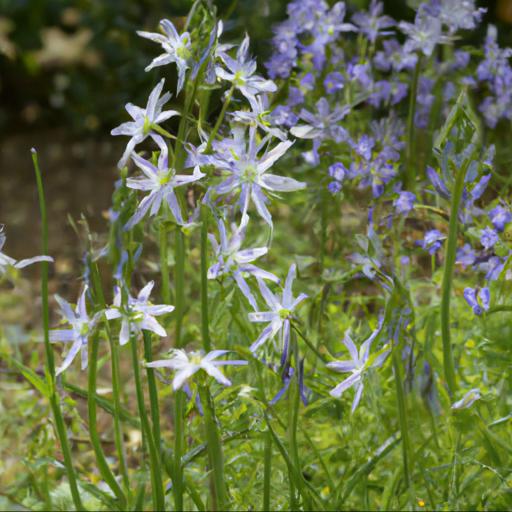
(105, 282, 174, 345)
(146, 349, 247, 390)
(125, 144, 204, 229)
(50, 287, 99, 375)
(249, 264, 308, 364)
(327, 325, 388, 413)
(138, 19, 192, 94)
(208, 213, 279, 309)
(111, 79, 179, 168)
(216, 35, 277, 105)
(210, 126, 304, 228)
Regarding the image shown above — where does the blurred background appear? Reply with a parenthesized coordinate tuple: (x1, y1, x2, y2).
(0, 0, 510, 305)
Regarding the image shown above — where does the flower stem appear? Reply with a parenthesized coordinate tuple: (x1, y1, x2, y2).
(143, 331, 162, 454)
(160, 222, 171, 304)
(130, 334, 165, 510)
(405, 55, 422, 190)
(441, 159, 470, 398)
(89, 261, 130, 494)
(198, 385, 227, 511)
(175, 227, 186, 348)
(206, 85, 235, 152)
(392, 346, 413, 496)
(173, 389, 185, 510)
(263, 429, 272, 510)
(31, 149, 84, 511)
(200, 205, 211, 352)
(87, 334, 126, 506)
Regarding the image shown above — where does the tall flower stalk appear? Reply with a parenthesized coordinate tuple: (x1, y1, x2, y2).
(32, 149, 84, 512)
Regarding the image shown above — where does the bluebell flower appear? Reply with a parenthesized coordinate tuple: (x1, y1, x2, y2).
(399, 7, 448, 57)
(374, 38, 418, 72)
(208, 213, 279, 309)
(479, 255, 504, 282)
(248, 264, 308, 363)
(269, 360, 308, 406)
(231, 94, 287, 141)
(125, 145, 204, 229)
(111, 79, 179, 168)
(419, 229, 446, 255)
(436, 0, 486, 34)
(328, 162, 346, 194)
(291, 98, 350, 142)
(105, 282, 174, 345)
(426, 165, 450, 199)
(480, 227, 499, 250)
(216, 35, 277, 105)
(50, 287, 99, 375)
(352, 0, 395, 44)
(137, 19, 192, 94)
(394, 191, 416, 216)
(270, 105, 298, 128)
(327, 327, 388, 413)
(0, 226, 53, 276)
(456, 243, 477, 268)
(488, 205, 511, 232)
(352, 135, 375, 161)
(210, 127, 304, 228)
(463, 287, 490, 316)
(323, 72, 344, 94)
(347, 62, 373, 89)
(146, 349, 247, 390)
(451, 388, 481, 410)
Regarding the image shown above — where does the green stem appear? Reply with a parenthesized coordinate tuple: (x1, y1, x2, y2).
(87, 334, 126, 506)
(129, 334, 165, 510)
(143, 331, 161, 455)
(206, 86, 235, 152)
(198, 385, 227, 511)
(405, 56, 423, 190)
(263, 430, 272, 511)
(175, 228, 186, 348)
(441, 159, 470, 398)
(485, 305, 512, 316)
(89, 262, 130, 494)
(173, 389, 185, 510)
(160, 223, 171, 304)
(200, 205, 211, 352)
(31, 149, 84, 511)
(392, 347, 413, 498)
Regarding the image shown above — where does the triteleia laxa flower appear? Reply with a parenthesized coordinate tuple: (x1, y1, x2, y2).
(208, 213, 279, 309)
(0, 226, 53, 276)
(111, 79, 179, 168)
(249, 264, 307, 363)
(463, 287, 490, 316)
(50, 287, 99, 375)
(451, 388, 481, 410)
(105, 282, 174, 345)
(394, 191, 416, 216)
(327, 327, 388, 413)
(125, 144, 204, 229)
(216, 34, 277, 105)
(480, 227, 499, 250)
(146, 349, 247, 390)
(352, 0, 395, 44)
(211, 126, 304, 228)
(137, 19, 192, 94)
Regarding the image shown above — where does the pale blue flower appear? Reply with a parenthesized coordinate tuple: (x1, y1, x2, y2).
(146, 349, 247, 390)
(480, 227, 499, 250)
(125, 144, 204, 229)
(111, 79, 179, 168)
(211, 127, 304, 228)
(399, 8, 448, 57)
(50, 287, 99, 375)
(0, 226, 53, 275)
(138, 19, 192, 94)
(249, 264, 307, 362)
(216, 34, 277, 105)
(327, 326, 388, 413)
(463, 287, 490, 316)
(208, 213, 278, 309)
(451, 388, 481, 410)
(105, 282, 174, 345)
